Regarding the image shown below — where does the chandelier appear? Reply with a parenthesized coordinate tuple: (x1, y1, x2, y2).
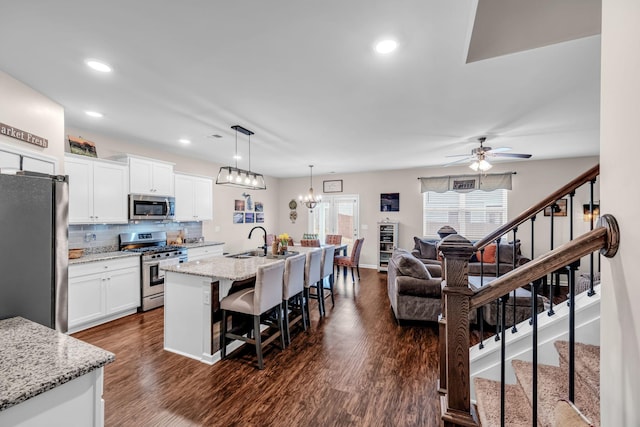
(216, 125, 266, 190)
(299, 165, 321, 210)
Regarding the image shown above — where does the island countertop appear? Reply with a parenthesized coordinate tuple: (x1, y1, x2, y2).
(163, 255, 282, 281)
(0, 317, 115, 412)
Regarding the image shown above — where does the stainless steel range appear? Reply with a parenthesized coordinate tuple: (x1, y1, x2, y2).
(119, 231, 187, 311)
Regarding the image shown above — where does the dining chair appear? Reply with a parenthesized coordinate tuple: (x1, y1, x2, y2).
(300, 238, 321, 247)
(303, 248, 323, 323)
(334, 238, 365, 282)
(320, 245, 336, 310)
(220, 260, 286, 370)
(325, 234, 342, 245)
(282, 253, 307, 346)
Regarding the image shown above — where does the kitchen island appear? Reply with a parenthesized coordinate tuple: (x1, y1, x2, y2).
(0, 317, 114, 427)
(162, 254, 283, 364)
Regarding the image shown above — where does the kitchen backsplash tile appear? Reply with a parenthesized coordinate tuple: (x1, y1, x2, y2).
(69, 222, 203, 250)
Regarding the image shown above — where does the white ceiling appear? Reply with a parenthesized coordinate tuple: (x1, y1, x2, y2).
(0, 1, 601, 178)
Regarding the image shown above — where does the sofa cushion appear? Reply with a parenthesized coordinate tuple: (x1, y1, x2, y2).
(413, 236, 438, 260)
(396, 276, 441, 298)
(395, 253, 432, 280)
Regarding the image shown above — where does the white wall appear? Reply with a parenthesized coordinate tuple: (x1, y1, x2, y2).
(600, 1, 640, 424)
(277, 157, 598, 268)
(0, 70, 65, 169)
(66, 126, 281, 254)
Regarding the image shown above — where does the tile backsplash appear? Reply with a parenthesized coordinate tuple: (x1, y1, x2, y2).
(69, 221, 203, 252)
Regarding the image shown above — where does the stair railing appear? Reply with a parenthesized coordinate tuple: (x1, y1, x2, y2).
(439, 216, 618, 426)
(438, 164, 613, 427)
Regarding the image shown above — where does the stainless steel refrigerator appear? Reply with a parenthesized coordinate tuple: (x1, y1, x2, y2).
(0, 171, 69, 332)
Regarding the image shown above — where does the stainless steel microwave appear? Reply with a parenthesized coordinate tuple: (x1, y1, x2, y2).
(129, 194, 175, 220)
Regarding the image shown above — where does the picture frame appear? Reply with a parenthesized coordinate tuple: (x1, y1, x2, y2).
(380, 193, 400, 212)
(256, 212, 265, 223)
(323, 179, 343, 193)
(245, 212, 255, 223)
(68, 136, 98, 158)
(234, 199, 245, 211)
(233, 212, 244, 224)
(544, 199, 568, 216)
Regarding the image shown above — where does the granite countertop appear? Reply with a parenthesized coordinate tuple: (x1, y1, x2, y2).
(182, 241, 224, 249)
(163, 255, 282, 281)
(0, 317, 115, 412)
(69, 250, 140, 265)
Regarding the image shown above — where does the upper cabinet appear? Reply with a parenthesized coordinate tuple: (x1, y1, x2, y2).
(174, 173, 213, 221)
(111, 155, 174, 196)
(65, 154, 128, 224)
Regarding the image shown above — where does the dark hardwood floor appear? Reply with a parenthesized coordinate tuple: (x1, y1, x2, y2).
(73, 269, 482, 427)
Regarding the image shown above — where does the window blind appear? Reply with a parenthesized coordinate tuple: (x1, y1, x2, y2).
(422, 189, 508, 240)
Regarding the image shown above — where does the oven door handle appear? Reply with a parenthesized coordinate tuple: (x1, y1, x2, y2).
(165, 198, 170, 219)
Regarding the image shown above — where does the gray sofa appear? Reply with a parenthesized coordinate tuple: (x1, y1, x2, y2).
(387, 249, 443, 322)
(411, 236, 530, 276)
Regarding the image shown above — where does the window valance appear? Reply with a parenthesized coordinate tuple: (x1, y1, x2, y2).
(418, 172, 514, 193)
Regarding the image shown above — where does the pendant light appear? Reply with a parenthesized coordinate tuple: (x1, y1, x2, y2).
(299, 165, 321, 210)
(216, 125, 266, 190)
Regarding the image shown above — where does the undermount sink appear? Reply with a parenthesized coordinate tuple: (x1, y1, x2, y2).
(225, 250, 266, 259)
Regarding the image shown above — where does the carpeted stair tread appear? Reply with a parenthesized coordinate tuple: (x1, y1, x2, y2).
(512, 359, 599, 427)
(474, 377, 535, 427)
(554, 341, 600, 397)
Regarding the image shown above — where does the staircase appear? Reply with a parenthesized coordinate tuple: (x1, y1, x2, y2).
(474, 340, 600, 426)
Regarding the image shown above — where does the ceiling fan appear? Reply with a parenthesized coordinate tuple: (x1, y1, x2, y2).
(445, 137, 532, 171)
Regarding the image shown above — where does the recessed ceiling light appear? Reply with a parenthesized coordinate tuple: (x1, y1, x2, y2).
(375, 39, 398, 54)
(179, 138, 191, 144)
(85, 111, 103, 118)
(85, 59, 112, 73)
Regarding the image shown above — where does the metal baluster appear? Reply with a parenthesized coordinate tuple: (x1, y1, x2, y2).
(478, 306, 485, 349)
(548, 202, 557, 316)
(569, 266, 576, 402)
(500, 294, 508, 427)
(512, 228, 518, 333)
(531, 281, 539, 425)
(588, 178, 597, 297)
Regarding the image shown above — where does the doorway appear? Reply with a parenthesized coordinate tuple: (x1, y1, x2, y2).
(309, 195, 359, 252)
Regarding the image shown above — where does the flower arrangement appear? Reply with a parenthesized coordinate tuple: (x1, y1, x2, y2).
(278, 233, 290, 248)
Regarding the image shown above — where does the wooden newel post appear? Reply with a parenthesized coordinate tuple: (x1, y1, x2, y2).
(439, 234, 478, 427)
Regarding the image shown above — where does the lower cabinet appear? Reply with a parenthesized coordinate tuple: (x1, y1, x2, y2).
(68, 257, 140, 333)
(187, 245, 223, 262)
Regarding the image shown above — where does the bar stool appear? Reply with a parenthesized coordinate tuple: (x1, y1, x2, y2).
(220, 260, 286, 370)
(282, 253, 307, 346)
(320, 245, 336, 311)
(303, 248, 322, 324)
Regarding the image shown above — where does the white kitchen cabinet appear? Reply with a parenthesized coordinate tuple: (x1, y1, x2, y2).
(65, 154, 128, 224)
(174, 173, 213, 221)
(128, 156, 174, 196)
(68, 256, 141, 333)
(187, 244, 223, 262)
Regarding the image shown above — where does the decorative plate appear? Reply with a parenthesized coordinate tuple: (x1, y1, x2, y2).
(289, 199, 297, 210)
(289, 210, 298, 222)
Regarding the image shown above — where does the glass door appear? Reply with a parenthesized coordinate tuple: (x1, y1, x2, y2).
(309, 195, 359, 252)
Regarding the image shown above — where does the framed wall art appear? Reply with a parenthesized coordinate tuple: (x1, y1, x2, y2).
(380, 193, 400, 212)
(323, 179, 343, 193)
(544, 199, 567, 216)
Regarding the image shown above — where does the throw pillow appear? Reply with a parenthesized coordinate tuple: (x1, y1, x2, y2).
(418, 240, 437, 260)
(395, 254, 432, 280)
(477, 243, 497, 263)
(498, 240, 521, 264)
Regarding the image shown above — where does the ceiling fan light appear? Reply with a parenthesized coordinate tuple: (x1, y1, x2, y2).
(469, 161, 480, 171)
(478, 159, 493, 171)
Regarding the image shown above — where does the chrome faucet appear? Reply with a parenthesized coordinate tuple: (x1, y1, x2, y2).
(248, 226, 267, 256)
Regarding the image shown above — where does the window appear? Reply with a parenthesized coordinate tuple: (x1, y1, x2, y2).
(422, 189, 508, 240)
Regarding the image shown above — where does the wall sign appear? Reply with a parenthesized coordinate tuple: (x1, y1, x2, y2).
(0, 122, 48, 148)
